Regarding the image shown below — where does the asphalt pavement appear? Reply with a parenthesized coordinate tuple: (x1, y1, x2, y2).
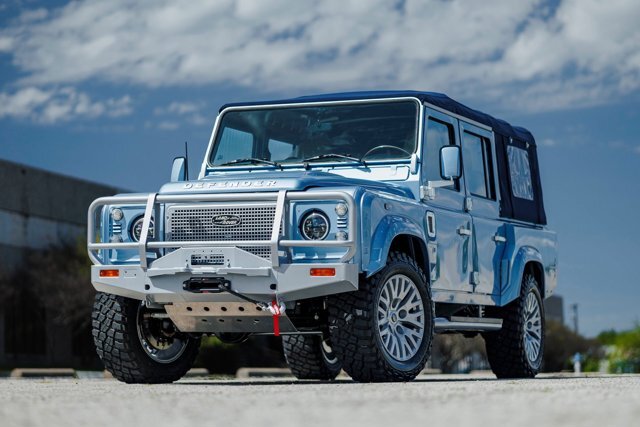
(0, 373, 638, 427)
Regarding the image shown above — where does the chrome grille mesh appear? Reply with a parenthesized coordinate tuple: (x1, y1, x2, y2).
(166, 203, 277, 259)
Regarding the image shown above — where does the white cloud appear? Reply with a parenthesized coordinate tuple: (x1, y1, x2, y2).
(1, 0, 639, 112)
(0, 86, 132, 123)
(154, 101, 203, 116)
(153, 101, 208, 129)
(541, 138, 557, 147)
(158, 120, 179, 130)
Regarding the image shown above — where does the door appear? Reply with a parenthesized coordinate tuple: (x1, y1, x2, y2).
(458, 122, 506, 295)
(421, 107, 473, 293)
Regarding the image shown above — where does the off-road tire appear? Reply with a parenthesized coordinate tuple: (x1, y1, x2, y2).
(282, 335, 341, 380)
(327, 251, 434, 382)
(92, 292, 201, 384)
(484, 274, 545, 378)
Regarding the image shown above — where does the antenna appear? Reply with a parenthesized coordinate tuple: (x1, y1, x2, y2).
(184, 141, 189, 181)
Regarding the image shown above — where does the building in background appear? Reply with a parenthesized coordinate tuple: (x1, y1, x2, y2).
(545, 294, 565, 324)
(0, 159, 120, 368)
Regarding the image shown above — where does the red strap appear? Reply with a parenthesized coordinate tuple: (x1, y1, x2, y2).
(272, 300, 280, 337)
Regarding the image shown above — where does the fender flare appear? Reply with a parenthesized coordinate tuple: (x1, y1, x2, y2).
(365, 215, 427, 277)
(501, 245, 544, 305)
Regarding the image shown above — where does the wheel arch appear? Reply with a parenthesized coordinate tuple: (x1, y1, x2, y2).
(501, 245, 544, 305)
(365, 214, 429, 278)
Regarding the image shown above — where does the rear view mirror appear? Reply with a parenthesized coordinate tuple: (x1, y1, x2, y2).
(171, 157, 187, 182)
(440, 146, 461, 180)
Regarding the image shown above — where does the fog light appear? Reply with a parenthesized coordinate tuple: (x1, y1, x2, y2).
(335, 203, 348, 217)
(99, 269, 120, 278)
(111, 208, 124, 221)
(310, 268, 336, 277)
(336, 231, 348, 241)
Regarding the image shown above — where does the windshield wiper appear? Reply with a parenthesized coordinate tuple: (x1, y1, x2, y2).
(219, 158, 282, 168)
(302, 153, 367, 168)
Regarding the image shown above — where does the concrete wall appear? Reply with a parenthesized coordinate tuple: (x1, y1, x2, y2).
(0, 159, 124, 368)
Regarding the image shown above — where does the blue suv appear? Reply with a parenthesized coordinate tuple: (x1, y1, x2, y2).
(88, 91, 557, 383)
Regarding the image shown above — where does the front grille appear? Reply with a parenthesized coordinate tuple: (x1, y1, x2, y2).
(166, 203, 278, 259)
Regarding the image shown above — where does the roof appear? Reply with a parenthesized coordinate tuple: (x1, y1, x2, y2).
(220, 90, 536, 146)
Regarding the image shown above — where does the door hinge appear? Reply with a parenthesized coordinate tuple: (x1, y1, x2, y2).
(464, 197, 473, 212)
(470, 271, 479, 286)
(493, 235, 507, 243)
(457, 226, 472, 236)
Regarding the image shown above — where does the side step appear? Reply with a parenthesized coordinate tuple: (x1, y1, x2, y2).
(434, 316, 502, 332)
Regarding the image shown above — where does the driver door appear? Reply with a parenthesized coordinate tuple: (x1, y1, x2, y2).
(421, 107, 473, 293)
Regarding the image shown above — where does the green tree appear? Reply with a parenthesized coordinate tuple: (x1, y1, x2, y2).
(544, 319, 603, 372)
(603, 325, 640, 373)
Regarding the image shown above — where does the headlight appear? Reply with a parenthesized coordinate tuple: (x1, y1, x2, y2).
(300, 210, 330, 240)
(130, 216, 154, 242)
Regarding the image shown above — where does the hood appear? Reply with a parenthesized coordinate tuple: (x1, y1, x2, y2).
(159, 170, 412, 198)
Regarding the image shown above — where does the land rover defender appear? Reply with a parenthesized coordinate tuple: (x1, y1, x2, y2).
(88, 91, 557, 383)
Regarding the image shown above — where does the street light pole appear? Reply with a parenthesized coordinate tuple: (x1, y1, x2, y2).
(570, 303, 579, 334)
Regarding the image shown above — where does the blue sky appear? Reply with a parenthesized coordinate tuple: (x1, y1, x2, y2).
(1, 0, 639, 336)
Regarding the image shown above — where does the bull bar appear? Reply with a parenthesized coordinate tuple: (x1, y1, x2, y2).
(87, 190, 357, 269)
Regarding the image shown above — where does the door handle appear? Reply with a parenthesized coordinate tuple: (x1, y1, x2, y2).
(493, 235, 507, 243)
(457, 226, 472, 236)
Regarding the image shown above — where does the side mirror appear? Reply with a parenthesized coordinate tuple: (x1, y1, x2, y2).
(171, 157, 187, 182)
(440, 145, 461, 180)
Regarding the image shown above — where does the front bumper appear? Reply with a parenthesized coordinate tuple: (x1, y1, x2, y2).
(91, 246, 359, 304)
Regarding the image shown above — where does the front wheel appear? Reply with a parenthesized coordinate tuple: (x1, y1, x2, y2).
(92, 293, 201, 384)
(328, 252, 434, 382)
(484, 274, 545, 378)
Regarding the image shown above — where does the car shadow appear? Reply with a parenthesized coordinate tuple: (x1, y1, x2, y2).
(175, 374, 583, 387)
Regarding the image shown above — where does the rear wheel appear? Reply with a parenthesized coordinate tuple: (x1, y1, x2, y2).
(328, 252, 433, 382)
(92, 292, 200, 384)
(484, 274, 545, 378)
(282, 334, 341, 380)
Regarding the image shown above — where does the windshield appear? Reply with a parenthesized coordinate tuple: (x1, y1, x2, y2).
(208, 100, 418, 167)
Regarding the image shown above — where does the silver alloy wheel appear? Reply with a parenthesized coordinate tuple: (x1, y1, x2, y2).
(523, 289, 543, 364)
(137, 305, 188, 364)
(376, 274, 425, 362)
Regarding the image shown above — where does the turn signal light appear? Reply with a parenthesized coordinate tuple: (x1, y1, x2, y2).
(99, 269, 120, 278)
(310, 268, 336, 277)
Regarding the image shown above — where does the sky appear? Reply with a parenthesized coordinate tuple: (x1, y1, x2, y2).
(0, 0, 639, 336)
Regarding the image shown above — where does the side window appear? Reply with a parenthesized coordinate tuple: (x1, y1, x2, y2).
(425, 117, 457, 190)
(461, 131, 496, 200)
(212, 128, 254, 165)
(507, 145, 534, 200)
(268, 139, 296, 161)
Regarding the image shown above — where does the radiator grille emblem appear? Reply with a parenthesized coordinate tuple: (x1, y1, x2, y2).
(211, 214, 242, 227)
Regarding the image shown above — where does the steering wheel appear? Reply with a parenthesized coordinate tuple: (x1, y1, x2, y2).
(361, 145, 413, 160)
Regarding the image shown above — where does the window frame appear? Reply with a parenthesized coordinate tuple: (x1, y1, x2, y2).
(461, 130, 496, 201)
(423, 116, 460, 192)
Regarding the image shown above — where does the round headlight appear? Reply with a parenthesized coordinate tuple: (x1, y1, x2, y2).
(335, 203, 348, 217)
(130, 217, 154, 242)
(300, 210, 330, 240)
(111, 208, 124, 221)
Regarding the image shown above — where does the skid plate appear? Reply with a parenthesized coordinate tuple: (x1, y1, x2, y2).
(165, 302, 298, 334)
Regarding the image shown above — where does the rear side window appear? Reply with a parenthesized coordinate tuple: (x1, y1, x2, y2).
(462, 131, 495, 200)
(507, 146, 534, 201)
(425, 117, 457, 190)
(211, 128, 253, 165)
